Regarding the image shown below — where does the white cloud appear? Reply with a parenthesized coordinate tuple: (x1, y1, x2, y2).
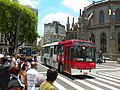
(62, 0, 91, 12)
(41, 12, 77, 26)
(38, 12, 78, 36)
(19, 0, 40, 7)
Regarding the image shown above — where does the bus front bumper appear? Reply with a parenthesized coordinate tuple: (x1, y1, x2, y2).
(71, 68, 96, 75)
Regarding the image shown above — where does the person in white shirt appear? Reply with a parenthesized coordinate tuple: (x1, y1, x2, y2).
(12, 55, 16, 67)
(27, 62, 38, 90)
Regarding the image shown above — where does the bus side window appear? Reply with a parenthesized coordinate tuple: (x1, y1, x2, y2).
(58, 46, 61, 55)
(71, 47, 74, 61)
(41, 48, 44, 55)
(66, 48, 68, 60)
(61, 45, 64, 55)
(44, 47, 50, 54)
(58, 45, 64, 55)
(54, 45, 58, 54)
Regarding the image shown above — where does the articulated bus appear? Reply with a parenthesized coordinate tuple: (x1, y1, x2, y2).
(41, 39, 96, 75)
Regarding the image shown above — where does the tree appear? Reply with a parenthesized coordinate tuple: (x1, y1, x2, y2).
(0, 0, 39, 53)
(11, 0, 19, 2)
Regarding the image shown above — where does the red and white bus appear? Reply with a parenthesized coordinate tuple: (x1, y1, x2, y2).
(41, 39, 96, 75)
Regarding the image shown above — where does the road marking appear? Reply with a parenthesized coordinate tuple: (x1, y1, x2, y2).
(102, 72, 120, 77)
(93, 74, 120, 83)
(95, 76, 120, 87)
(86, 78, 120, 90)
(58, 76, 85, 90)
(96, 68, 120, 71)
(54, 81, 67, 90)
(96, 64, 115, 68)
(75, 79, 103, 90)
(99, 72, 120, 80)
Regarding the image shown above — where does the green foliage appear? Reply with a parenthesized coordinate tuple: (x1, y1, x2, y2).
(0, 0, 39, 47)
(11, 0, 19, 2)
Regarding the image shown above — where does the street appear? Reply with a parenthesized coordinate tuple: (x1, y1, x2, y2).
(37, 57, 120, 90)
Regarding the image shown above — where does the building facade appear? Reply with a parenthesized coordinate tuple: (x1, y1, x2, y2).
(44, 21, 65, 44)
(66, 0, 120, 58)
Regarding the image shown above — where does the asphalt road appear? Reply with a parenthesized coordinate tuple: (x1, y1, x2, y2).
(37, 56, 120, 90)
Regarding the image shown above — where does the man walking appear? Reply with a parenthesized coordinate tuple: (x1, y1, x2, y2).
(27, 62, 38, 90)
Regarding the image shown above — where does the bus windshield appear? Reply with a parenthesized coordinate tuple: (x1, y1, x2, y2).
(73, 46, 95, 62)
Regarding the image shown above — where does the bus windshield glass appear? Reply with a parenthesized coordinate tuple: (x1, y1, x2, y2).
(73, 46, 95, 62)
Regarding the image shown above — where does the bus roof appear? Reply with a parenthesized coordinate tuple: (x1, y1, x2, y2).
(59, 39, 94, 44)
(42, 39, 95, 47)
(42, 42, 59, 47)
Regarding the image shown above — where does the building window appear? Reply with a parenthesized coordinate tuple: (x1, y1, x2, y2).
(100, 32, 106, 53)
(118, 32, 120, 52)
(89, 33, 95, 43)
(115, 8, 120, 23)
(99, 10, 104, 24)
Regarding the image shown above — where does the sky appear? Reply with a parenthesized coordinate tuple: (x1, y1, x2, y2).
(18, 0, 100, 37)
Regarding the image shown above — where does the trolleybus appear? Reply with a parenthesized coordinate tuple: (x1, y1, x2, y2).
(41, 39, 96, 75)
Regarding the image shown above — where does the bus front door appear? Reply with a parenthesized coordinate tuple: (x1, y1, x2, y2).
(50, 48, 53, 65)
(64, 46, 71, 73)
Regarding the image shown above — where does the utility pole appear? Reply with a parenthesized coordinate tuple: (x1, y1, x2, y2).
(14, 9, 21, 53)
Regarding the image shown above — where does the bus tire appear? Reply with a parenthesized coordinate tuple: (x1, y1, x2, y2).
(59, 63, 63, 73)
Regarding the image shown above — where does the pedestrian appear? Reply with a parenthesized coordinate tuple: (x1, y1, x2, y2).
(27, 62, 38, 90)
(11, 54, 16, 67)
(8, 66, 25, 90)
(31, 73, 45, 90)
(40, 68, 58, 90)
(5, 56, 12, 67)
(21, 62, 28, 90)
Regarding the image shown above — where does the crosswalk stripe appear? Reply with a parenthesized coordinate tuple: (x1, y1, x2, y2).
(102, 72, 120, 77)
(96, 68, 120, 71)
(54, 81, 67, 90)
(93, 73, 120, 83)
(96, 64, 116, 68)
(75, 79, 103, 90)
(95, 76, 120, 87)
(58, 76, 85, 90)
(86, 78, 120, 90)
(99, 72, 120, 80)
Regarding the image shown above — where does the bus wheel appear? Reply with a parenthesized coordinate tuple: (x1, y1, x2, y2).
(59, 64, 63, 73)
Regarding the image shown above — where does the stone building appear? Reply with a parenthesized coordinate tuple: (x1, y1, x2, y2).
(66, 0, 120, 58)
(44, 21, 65, 44)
